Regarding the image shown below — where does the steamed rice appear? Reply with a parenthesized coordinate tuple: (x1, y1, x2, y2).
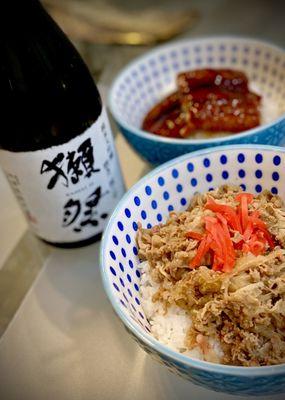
(140, 260, 223, 362)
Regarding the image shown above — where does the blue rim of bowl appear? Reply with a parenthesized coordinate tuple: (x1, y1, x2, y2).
(109, 35, 285, 146)
(100, 144, 285, 377)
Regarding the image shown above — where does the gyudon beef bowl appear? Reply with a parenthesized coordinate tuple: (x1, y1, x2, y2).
(109, 37, 285, 164)
(101, 145, 285, 396)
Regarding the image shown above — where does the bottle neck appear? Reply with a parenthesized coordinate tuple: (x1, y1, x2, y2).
(4, 0, 44, 14)
(2, 0, 53, 35)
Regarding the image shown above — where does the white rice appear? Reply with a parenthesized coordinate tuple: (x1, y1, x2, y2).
(139, 261, 223, 362)
(250, 81, 281, 125)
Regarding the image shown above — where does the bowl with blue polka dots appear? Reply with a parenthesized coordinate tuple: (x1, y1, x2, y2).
(100, 144, 285, 396)
(109, 36, 285, 165)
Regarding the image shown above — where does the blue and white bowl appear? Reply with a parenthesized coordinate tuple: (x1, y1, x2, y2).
(101, 145, 285, 396)
(109, 37, 285, 165)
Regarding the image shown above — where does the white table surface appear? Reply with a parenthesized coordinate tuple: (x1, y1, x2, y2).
(1, 1, 285, 399)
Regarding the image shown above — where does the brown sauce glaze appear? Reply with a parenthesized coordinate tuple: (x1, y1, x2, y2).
(142, 69, 261, 138)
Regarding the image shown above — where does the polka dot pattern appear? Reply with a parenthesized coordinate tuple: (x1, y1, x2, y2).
(172, 168, 179, 178)
(203, 158, 211, 167)
(141, 210, 147, 220)
(112, 235, 119, 245)
(255, 184, 262, 193)
(187, 162, 194, 172)
(191, 178, 197, 187)
(238, 153, 245, 163)
(222, 171, 229, 179)
(145, 186, 152, 195)
(110, 38, 285, 166)
(206, 173, 213, 182)
(273, 155, 281, 166)
(102, 147, 285, 396)
(163, 191, 170, 200)
(176, 184, 183, 193)
(125, 208, 131, 218)
(255, 153, 263, 163)
(239, 169, 245, 178)
(134, 196, 141, 206)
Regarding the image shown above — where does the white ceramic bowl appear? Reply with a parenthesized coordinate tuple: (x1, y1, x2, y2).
(109, 37, 285, 164)
(101, 144, 285, 396)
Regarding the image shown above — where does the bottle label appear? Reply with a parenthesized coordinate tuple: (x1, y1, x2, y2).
(0, 107, 125, 243)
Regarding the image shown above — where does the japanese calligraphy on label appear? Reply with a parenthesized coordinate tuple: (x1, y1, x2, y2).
(0, 108, 125, 243)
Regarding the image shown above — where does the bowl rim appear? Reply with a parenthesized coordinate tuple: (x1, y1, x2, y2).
(109, 35, 285, 146)
(100, 144, 285, 376)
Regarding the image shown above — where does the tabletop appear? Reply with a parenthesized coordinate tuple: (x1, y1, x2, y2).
(1, 1, 285, 399)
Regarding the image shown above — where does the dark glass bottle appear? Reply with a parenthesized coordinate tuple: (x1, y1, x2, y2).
(0, 0, 125, 248)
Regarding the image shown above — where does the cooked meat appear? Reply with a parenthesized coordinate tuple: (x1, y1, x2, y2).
(178, 69, 261, 133)
(177, 69, 249, 94)
(255, 190, 285, 247)
(137, 200, 208, 282)
(142, 91, 195, 138)
(142, 69, 261, 138)
(137, 185, 285, 366)
(181, 89, 261, 133)
(138, 185, 239, 281)
(154, 249, 285, 366)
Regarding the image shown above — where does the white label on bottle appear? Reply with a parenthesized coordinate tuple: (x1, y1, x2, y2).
(0, 107, 125, 243)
